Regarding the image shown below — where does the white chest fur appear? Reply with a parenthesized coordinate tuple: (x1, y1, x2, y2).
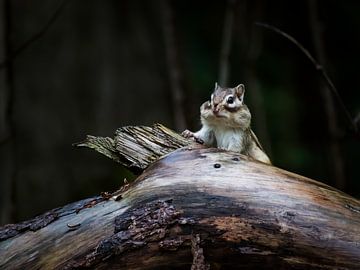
(212, 127, 246, 152)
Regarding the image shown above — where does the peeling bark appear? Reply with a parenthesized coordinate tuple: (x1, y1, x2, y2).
(191, 234, 209, 270)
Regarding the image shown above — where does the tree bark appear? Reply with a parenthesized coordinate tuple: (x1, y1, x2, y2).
(1, 124, 359, 269)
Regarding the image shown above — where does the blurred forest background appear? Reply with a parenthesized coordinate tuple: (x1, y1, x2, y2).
(0, 0, 360, 225)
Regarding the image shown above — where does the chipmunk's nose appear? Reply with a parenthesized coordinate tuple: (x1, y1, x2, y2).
(213, 105, 220, 114)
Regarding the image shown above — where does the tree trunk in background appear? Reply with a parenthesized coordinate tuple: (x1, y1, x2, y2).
(218, 0, 236, 86)
(159, 0, 187, 132)
(0, 0, 69, 225)
(308, 0, 346, 190)
(240, 0, 273, 157)
(1, 0, 17, 224)
(1, 124, 360, 269)
(0, 0, 6, 139)
(94, 1, 115, 134)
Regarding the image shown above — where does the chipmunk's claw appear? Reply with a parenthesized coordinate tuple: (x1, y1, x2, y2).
(181, 129, 194, 138)
(182, 130, 204, 144)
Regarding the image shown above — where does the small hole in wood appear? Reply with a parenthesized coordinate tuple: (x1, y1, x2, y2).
(214, 163, 221, 169)
(232, 157, 240, 161)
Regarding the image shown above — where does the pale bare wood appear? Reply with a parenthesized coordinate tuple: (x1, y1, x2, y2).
(74, 123, 191, 173)
(1, 125, 360, 269)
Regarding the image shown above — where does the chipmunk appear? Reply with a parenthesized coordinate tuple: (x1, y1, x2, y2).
(182, 83, 271, 164)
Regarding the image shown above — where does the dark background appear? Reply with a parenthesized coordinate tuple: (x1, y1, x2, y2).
(0, 0, 359, 225)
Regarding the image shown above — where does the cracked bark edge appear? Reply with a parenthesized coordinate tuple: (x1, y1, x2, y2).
(191, 234, 210, 270)
(0, 195, 107, 241)
(74, 123, 192, 174)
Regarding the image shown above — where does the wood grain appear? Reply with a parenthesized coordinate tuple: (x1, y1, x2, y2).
(74, 123, 191, 174)
(1, 147, 359, 269)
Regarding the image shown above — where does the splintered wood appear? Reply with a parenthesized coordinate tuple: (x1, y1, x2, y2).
(75, 123, 191, 173)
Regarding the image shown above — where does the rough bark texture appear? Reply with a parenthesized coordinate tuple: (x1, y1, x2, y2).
(1, 124, 360, 269)
(74, 123, 190, 174)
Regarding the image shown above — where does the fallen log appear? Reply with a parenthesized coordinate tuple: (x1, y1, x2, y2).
(0, 124, 359, 269)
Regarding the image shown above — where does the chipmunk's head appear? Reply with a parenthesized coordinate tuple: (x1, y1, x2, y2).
(210, 83, 245, 118)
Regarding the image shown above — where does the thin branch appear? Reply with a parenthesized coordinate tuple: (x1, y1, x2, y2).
(0, 0, 68, 70)
(218, 0, 236, 86)
(255, 22, 357, 132)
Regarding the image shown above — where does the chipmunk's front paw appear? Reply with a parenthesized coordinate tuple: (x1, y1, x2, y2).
(182, 129, 194, 138)
(182, 130, 204, 144)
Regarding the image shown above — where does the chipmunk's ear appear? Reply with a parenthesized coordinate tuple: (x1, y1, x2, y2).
(235, 84, 245, 101)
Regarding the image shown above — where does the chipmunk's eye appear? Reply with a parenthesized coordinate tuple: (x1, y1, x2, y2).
(227, 96, 234, 104)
